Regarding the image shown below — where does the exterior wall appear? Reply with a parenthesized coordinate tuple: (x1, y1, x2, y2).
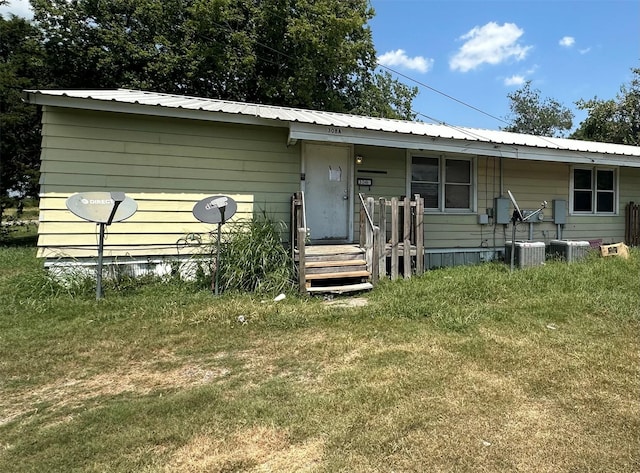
(37, 107, 300, 260)
(351, 148, 640, 258)
(501, 160, 640, 244)
(352, 144, 408, 243)
(36, 105, 640, 269)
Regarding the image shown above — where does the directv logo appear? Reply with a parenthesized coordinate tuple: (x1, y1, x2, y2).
(205, 197, 228, 210)
(81, 199, 115, 205)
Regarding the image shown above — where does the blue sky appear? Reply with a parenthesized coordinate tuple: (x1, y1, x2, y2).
(370, 0, 639, 130)
(3, 0, 638, 131)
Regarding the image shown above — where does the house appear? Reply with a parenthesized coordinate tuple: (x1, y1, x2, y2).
(24, 89, 640, 286)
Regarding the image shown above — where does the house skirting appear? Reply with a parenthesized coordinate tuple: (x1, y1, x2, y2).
(423, 247, 503, 269)
(44, 254, 210, 282)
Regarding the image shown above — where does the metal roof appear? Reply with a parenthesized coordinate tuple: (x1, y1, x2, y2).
(24, 88, 640, 161)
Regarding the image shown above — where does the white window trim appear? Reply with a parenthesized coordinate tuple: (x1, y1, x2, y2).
(406, 153, 477, 213)
(569, 165, 619, 216)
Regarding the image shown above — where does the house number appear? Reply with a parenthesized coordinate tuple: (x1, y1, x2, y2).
(328, 127, 342, 134)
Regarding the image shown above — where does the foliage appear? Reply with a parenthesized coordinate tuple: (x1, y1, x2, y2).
(571, 67, 640, 145)
(0, 14, 47, 210)
(214, 214, 295, 294)
(502, 80, 574, 137)
(29, 0, 413, 118)
(351, 70, 418, 120)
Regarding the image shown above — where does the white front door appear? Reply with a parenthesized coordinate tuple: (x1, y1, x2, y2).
(304, 143, 351, 242)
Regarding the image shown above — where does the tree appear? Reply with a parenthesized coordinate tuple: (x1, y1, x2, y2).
(571, 67, 640, 145)
(1, 13, 48, 209)
(1, 0, 414, 212)
(352, 70, 418, 120)
(502, 81, 573, 137)
(31, 0, 414, 117)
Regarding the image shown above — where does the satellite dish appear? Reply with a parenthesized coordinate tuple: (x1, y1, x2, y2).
(507, 190, 524, 222)
(506, 190, 548, 273)
(192, 195, 237, 224)
(65, 191, 138, 300)
(66, 192, 137, 224)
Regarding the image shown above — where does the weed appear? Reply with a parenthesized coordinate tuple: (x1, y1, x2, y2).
(215, 213, 295, 294)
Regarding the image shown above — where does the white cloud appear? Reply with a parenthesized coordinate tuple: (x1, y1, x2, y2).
(579, 47, 591, 55)
(377, 49, 434, 73)
(504, 75, 526, 86)
(559, 36, 575, 47)
(449, 22, 532, 72)
(0, 0, 33, 19)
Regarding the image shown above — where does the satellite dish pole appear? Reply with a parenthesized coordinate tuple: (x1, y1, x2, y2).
(507, 190, 547, 272)
(214, 201, 226, 296)
(96, 192, 126, 299)
(192, 195, 237, 296)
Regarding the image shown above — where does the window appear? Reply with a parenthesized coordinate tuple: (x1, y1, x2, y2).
(571, 167, 617, 214)
(411, 155, 473, 211)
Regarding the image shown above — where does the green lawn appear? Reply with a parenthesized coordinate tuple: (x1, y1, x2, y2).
(1, 245, 638, 472)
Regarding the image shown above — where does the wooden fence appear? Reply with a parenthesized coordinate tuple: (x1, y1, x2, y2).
(625, 202, 639, 247)
(360, 194, 425, 280)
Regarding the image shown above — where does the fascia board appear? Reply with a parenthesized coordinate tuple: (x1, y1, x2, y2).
(289, 122, 640, 168)
(25, 92, 282, 128)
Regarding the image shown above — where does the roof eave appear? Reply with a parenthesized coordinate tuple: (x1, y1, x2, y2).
(23, 90, 284, 129)
(288, 122, 640, 167)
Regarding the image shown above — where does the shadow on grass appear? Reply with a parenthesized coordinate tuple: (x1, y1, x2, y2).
(3, 233, 38, 247)
(1, 225, 39, 248)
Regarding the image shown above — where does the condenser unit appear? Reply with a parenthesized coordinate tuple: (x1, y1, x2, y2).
(547, 240, 590, 262)
(504, 241, 546, 269)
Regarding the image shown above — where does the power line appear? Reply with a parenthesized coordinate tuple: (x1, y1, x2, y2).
(376, 63, 510, 126)
(206, 16, 509, 131)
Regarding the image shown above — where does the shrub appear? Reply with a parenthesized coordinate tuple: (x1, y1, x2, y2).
(214, 213, 295, 294)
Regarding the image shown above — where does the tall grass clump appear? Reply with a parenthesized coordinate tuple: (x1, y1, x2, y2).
(215, 213, 295, 294)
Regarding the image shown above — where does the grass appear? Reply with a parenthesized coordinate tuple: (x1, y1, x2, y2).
(1, 203, 39, 246)
(0, 243, 638, 472)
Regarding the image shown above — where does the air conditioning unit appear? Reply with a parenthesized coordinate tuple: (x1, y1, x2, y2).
(547, 240, 590, 263)
(505, 241, 546, 269)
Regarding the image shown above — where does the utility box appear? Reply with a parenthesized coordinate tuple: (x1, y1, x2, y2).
(495, 197, 512, 224)
(547, 240, 590, 262)
(505, 241, 546, 268)
(552, 200, 567, 224)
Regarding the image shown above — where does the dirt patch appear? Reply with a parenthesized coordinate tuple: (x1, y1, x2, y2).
(165, 426, 324, 472)
(322, 297, 368, 308)
(0, 360, 230, 427)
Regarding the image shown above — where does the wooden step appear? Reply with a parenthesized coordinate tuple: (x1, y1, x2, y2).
(306, 265, 367, 275)
(306, 282, 374, 294)
(305, 270, 370, 280)
(305, 244, 364, 256)
(297, 244, 373, 295)
(303, 245, 364, 261)
(305, 259, 367, 275)
(305, 259, 366, 268)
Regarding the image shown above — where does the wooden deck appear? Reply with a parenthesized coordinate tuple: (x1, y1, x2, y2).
(291, 192, 425, 294)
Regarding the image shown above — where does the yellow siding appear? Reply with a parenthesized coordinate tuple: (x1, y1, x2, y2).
(37, 106, 639, 262)
(351, 145, 406, 243)
(351, 151, 639, 250)
(37, 108, 299, 259)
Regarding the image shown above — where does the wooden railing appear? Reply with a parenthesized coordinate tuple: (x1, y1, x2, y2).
(290, 191, 308, 292)
(358, 194, 380, 285)
(625, 201, 639, 247)
(360, 194, 425, 280)
(378, 194, 424, 280)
